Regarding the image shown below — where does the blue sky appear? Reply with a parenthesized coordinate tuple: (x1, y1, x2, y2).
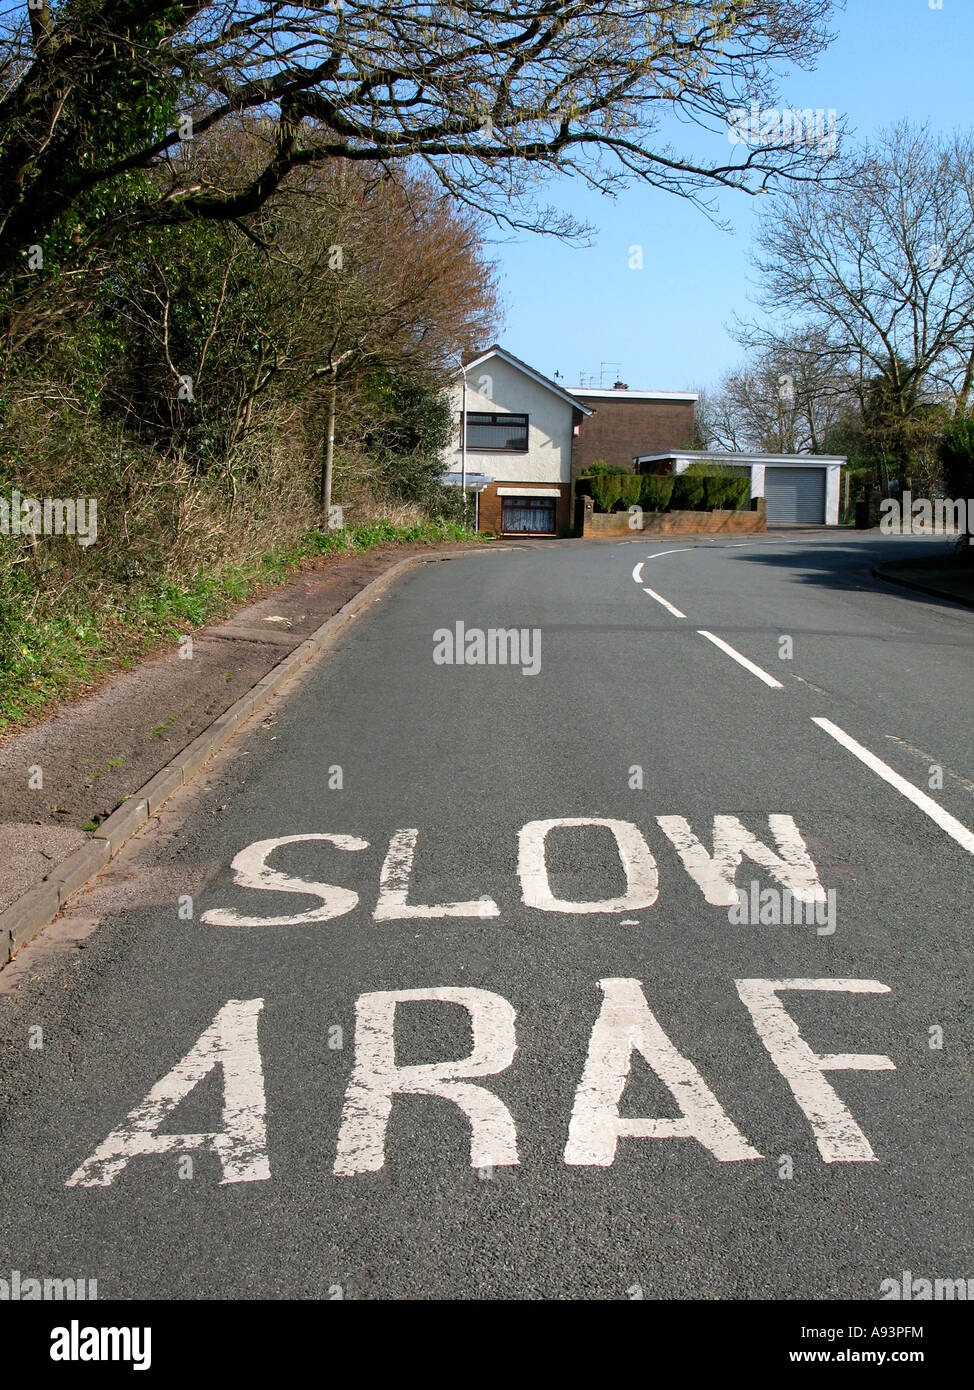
(488, 0, 974, 395)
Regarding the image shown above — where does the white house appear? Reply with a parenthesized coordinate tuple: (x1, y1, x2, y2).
(444, 346, 591, 535)
(443, 346, 844, 533)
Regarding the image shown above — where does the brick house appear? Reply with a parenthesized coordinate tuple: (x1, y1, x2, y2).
(570, 385, 698, 487)
(444, 346, 698, 536)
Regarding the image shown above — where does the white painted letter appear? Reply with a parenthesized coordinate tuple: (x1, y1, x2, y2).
(519, 818, 659, 914)
(373, 828, 499, 919)
(67, 999, 269, 1186)
(735, 978, 894, 1161)
(334, 988, 518, 1174)
(656, 814, 826, 907)
(565, 978, 761, 1165)
(202, 833, 368, 926)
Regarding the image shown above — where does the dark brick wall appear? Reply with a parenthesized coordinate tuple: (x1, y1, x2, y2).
(572, 396, 696, 479)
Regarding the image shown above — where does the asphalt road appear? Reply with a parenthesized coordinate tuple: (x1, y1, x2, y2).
(1, 531, 973, 1300)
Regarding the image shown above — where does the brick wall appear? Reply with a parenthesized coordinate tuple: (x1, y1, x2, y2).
(583, 500, 767, 536)
(572, 396, 696, 478)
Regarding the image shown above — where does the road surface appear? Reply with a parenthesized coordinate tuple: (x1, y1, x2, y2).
(1, 531, 972, 1300)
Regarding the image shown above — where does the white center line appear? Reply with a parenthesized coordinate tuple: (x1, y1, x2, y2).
(812, 717, 974, 857)
(643, 586, 687, 619)
(696, 630, 783, 688)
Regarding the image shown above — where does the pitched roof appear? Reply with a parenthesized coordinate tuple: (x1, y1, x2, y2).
(457, 345, 593, 415)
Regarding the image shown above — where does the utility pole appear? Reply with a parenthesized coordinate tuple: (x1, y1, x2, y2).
(320, 369, 338, 519)
(450, 351, 468, 520)
(320, 156, 348, 525)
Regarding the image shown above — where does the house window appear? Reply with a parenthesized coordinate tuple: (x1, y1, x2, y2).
(463, 412, 529, 452)
(501, 497, 556, 534)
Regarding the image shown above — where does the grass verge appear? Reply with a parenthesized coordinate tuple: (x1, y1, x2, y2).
(0, 519, 486, 737)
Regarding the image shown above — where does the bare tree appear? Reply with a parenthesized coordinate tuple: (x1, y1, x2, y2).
(0, 0, 839, 283)
(700, 333, 854, 453)
(741, 124, 974, 428)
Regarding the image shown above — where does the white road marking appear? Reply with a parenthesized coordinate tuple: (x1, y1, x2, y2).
(67, 999, 269, 1187)
(373, 828, 500, 919)
(333, 988, 519, 1175)
(564, 978, 761, 1165)
(696, 630, 783, 688)
(884, 733, 974, 796)
(646, 548, 695, 559)
(202, 833, 368, 926)
(656, 815, 827, 907)
(813, 717, 974, 857)
(735, 979, 895, 1162)
(518, 817, 659, 914)
(631, 561, 645, 584)
(643, 586, 687, 619)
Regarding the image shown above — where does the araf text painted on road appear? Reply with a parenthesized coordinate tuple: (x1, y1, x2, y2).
(67, 978, 894, 1186)
(66, 999, 269, 1188)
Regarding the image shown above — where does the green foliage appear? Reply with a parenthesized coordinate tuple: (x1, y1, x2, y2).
(639, 475, 675, 511)
(0, 518, 482, 734)
(674, 466, 749, 510)
(361, 370, 455, 509)
(579, 466, 748, 513)
(938, 417, 974, 498)
(577, 468, 642, 512)
(670, 474, 705, 509)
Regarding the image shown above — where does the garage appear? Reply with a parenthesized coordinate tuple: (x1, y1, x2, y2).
(764, 466, 827, 525)
(633, 453, 844, 527)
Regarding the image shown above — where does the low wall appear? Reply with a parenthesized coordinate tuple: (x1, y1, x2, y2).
(582, 499, 766, 536)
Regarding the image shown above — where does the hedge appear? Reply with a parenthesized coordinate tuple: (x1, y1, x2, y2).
(577, 469, 749, 513)
(580, 469, 643, 512)
(640, 475, 675, 511)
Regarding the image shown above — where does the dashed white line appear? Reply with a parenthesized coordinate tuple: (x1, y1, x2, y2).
(884, 734, 974, 796)
(643, 587, 687, 619)
(631, 561, 645, 585)
(696, 631, 783, 689)
(647, 547, 696, 560)
(812, 718, 974, 857)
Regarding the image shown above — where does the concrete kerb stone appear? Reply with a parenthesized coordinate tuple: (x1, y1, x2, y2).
(0, 546, 479, 967)
(49, 839, 113, 906)
(0, 882, 62, 963)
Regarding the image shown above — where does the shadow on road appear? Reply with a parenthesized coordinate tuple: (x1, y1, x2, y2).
(732, 535, 971, 614)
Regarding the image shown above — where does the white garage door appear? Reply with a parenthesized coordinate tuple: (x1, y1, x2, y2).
(764, 467, 826, 525)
